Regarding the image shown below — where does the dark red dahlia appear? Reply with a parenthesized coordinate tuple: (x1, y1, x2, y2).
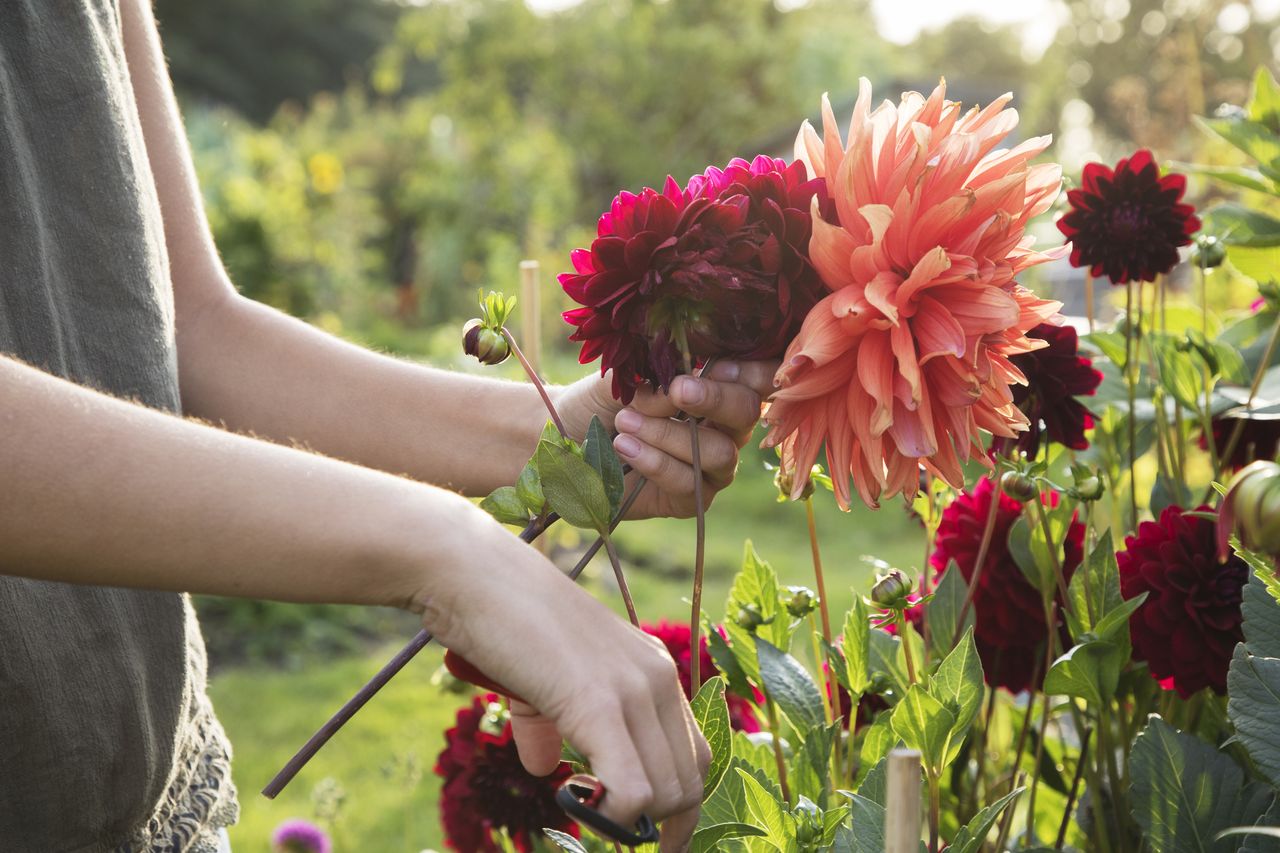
(1119, 505, 1247, 698)
(643, 620, 760, 732)
(1200, 414, 1280, 470)
(1003, 323, 1103, 458)
(561, 156, 829, 403)
(1056, 149, 1200, 284)
(929, 478, 1083, 693)
(435, 695, 576, 852)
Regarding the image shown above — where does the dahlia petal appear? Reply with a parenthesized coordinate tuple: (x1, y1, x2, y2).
(898, 245, 953, 306)
(865, 271, 902, 324)
(810, 200, 860, 291)
(795, 120, 825, 180)
(857, 331, 896, 437)
(914, 296, 967, 363)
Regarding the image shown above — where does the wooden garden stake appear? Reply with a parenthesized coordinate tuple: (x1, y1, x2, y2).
(885, 748, 923, 853)
(519, 260, 543, 375)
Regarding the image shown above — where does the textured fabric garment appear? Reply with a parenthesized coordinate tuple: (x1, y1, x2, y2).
(0, 1, 238, 850)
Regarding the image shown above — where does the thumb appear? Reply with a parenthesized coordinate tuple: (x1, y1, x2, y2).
(509, 700, 565, 777)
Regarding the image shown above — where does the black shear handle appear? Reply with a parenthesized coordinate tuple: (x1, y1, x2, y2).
(555, 774, 660, 847)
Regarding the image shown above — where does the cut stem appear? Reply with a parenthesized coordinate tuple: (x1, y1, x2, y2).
(602, 532, 638, 626)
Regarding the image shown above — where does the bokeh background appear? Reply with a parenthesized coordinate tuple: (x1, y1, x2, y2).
(161, 0, 1280, 847)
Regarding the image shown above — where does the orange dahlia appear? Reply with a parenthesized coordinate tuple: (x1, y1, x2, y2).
(763, 79, 1067, 508)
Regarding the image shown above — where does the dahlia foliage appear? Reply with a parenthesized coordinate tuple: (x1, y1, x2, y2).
(763, 78, 1067, 509)
(420, 71, 1280, 853)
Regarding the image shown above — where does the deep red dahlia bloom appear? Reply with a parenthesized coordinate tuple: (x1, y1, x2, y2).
(1119, 506, 1247, 698)
(1201, 415, 1280, 470)
(435, 695, 577, 852)
(561, 156, 828, 403)
(929, 478, 1083, 692)
(643, 620, 760, 732)
(1004, 323, 1103, 457)
(1057, 149, 1200, 284)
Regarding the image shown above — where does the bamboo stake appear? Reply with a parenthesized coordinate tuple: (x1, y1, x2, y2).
(886, 749, 923, 853)
(519, 260, 542, 374)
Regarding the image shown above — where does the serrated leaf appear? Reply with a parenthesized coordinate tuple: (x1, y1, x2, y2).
(1091, 592, 1146, 644)
(891, 684, 956, 772)
(737, 768, 792, 850)
(1067, 529, 1126, 639)
(1130, 715, 1274, 853)
(837, 793, 886, 853)
(929, 628, 984, 764)
(1237, 797, 1280, 852)
(543, 828, 589, 852)
(757, 637, 825, 732)
(842, 597, 871, 697)
(1243, 569, 1280, 657)
(1044, 639, 1124, 706)
(926, 562, 973, 661)
(582, 414, 624, 516)
(857, 714, 895, 793)
(692, 677, 733, 800)
(515, 461, 544, 514)
(690, 822, 767, 853)
(947, 786, 1025, 853)
(821, 805, 852, 847)
(1198, 120, 1280, 181)
(535, 440, 611, 532)
(1228, 645, 1280, 789)
(790, 722, 839, 809)
(725, 543, 790, 685)
(857, 756, 888, 805)
(480, 485, 532, 525)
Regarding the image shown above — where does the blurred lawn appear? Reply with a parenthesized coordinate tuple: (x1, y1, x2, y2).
(209, 445, 928, 850)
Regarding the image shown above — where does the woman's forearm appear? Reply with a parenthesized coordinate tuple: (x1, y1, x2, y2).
(176, 292, 560, 496)
(0, 355, 492, 611)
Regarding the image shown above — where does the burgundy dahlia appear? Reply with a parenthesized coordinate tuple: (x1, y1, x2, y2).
(436, 695, 577, 852)
(561, 156, 829, 403)
(643, 620, 760, 732)
(1057, 149, 1200, 284)
(1119, 505, 1247, 698)
(1004, 323, 1103, 457)
(1201, 414, 1280, 470)
(930, 478, 1083, 692)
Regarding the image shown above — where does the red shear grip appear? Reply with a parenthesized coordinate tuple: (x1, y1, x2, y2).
(443, 649, 529, 704)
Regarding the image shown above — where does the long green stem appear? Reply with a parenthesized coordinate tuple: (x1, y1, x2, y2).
(1125, 282, 1139, 530)
(953, 476, 1002, 646)
(897, 611, 918, 684)
(1031, 498, 1079, 630)
(928, 771, 942, 853)
(764, 698, 792, 804)
(679, 345, 708, 692)
(1057, 727, 1093, 851)
(1025, 601, 1058, 847)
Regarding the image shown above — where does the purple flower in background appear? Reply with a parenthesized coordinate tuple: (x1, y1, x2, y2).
(272, 819, 332, 853)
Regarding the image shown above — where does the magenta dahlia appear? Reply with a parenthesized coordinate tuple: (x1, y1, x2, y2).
(1057, 149, 1200, 284)
(643, 620, 760, 732)
(1119, 506, 1248, 698)
(271, 820, 331, 853)
(1002, 323, 1102, 457)
(436, 695, 577, 852)
(560, 156, 829, 403)
(930, 477, 1083, 692)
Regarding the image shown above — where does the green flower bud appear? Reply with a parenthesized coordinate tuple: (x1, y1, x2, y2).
(1070, 462, 1105, 502)
(785, 585, 818, 618)
(792, 797, 824, 847)
(870, 569, 914, 610)
(867, 672, 891, 695)
(1222, 461, 1280, 557)
(734, 602, 772, 633)
(463, 318, 511, 366)
(773, 465, 815, 502)
(1192, 234, 1227, 270)
(1000, 470, 1037, 503)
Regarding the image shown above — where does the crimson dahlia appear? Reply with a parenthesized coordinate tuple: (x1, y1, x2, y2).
(561, 156, 828, 403)
(1119, 506, 1247, 698)
(436, 695, 577, 852)
(1003, 323, 1102, 458)
(930, 478, 1083, 692)
(1201, 414, 1280, 471)
(1057, 149, 1200, 284)
(643, 620, 760, 732)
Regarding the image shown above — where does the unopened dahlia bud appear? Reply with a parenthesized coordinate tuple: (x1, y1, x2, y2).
(1219, 461, 1280, 558)
(463, 318, 510, 366)
(773, 465, 815, 502)
(734, 603, 771, 633)
(870, 569, 914, 610)
(1192, 234, 1227, 270)
(785, 585, 817, 619)
(792, 798, 823, 847)
(1001, 470, 1037, 503)
(1069, 463, 1105, 502)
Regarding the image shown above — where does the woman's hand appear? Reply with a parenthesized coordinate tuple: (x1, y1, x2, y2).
(557, 360, 780, 519)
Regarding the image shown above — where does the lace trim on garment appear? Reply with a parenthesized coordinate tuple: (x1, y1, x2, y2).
(114, 693, 240, 853)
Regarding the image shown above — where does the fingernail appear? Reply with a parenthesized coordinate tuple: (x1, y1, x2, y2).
(614, 434, 642, 458)
(707, 361, 740, 381)
(674, 376, 705, 406)
(614, 408, 643, 433)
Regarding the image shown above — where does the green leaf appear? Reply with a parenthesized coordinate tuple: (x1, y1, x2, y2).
(1176, 161, 1277, 194)
(947, 786, 1025, 853)
(1043, 639, 1124, 706)
(543, 828, 589, 852)
(692, 677, 733, 800)
(926, 562, 973, 662)
(582, 414, 624, 516)
(1153, 334, 1204, 411)
(1205, 203, 1280, 249)
(842, 597, 871, 697)
(821, 805, 852, 847)
(1086, 330, 1129, 370)
(1130, 715, 1274, 853)
(515, 461, 544, 514)
(1152, 472, 1194, 517)
(690, 823, 767, 853)
(1008, 514, 1056, 596)
(1091, 592, 1147, 644)
(707, 625, 756, 700)
(929, 628, 984, 764)
(1247, 66, 1280, 128)
(534, 440, 611, 532)
(857, 755, 888, 805)
(1198, 117, 1280, 178)
(857, 716, 895, 794)
(1228, 645, 1280, 789)
(789, 722, 839, 809)
(700, 757, 752, 826)
(725, 542, 790, 684)
(1066, 529, 1126, 639)
(838, 794, 886, 853)
(757, 637, 826, 733)
(890, 684, 956, 772)
(480, 485, 532, 525)
(868, 627, 909, 701)
(1243, 567, 1280, 657)
(1237, 797, 1280, 852)
(737, 768, 793, 851)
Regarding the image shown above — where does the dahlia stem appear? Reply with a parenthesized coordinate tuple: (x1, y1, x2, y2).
(1085, 270, 1095, 334)
(1031, 485, 1082, 630)
(952, 475, 1002, 647)
(809, 613, 841, 784)
(928, 770, 942, 853)
(804, 494, 841, 767)
(679, 342, 708, 693)
(1025, 681, 1054, 848)
(896, 611, 918, 685)
(1124, 281, 1140, 530)
(1215, 311, 1280, 491)
(993, 772, 1027, 853)
(764, 697, 792, 803)
(1160, 276, 1190, 482)
(601, 532, 639, 626)
(1055, 728, 1092, 851)
(502, 327, 568, 439)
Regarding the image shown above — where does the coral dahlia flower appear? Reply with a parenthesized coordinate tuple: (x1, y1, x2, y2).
(561, 156, 829, 404)
(643, 620, 760, 732)
(436, 695, 577, 852)
(930, 477, 1083, 692)
(1002, 322, 1102, 457)
(1119, 506, 1247, 698)
(763, 79, 1066, 508)
(1056, 149, 1200, 284)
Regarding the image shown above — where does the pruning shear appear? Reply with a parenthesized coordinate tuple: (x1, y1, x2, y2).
(445, 650, 661, 847)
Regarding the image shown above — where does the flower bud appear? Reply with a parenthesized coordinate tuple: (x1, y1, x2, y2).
(479, 701, 509, 737)
(462, 318, 510, 366)
(1192, 234, 1227, 270)
(1220, 461, 1280, 558)
(792, 797, 824, 847)
(867, 672, 891, 695)
(785, 585, 818, 618)
(773, 465, 815, 502)
(1070, 463, 1105, 502)
(870, 569, 914, 610)
(734, 602, 772, 633)
(1001, 470, 1037, 503)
